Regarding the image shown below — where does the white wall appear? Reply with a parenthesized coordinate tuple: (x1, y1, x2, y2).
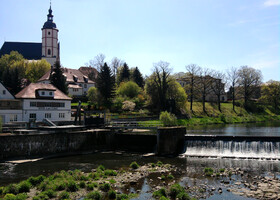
(22, 99, 71, 122)
(0, 110, 22, 124)
(0, 84, 14, 99)
(68, 88, 83, 96)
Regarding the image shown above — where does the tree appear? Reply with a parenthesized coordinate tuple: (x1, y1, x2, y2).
(25, 59, 51, 82)
(211, 70, 226, 112)
(185, 64, 201, 112)
(96, 62, 115, 108)
(50, 61, 68, 94)
(87, 87, 102, 108)
(110, 57, 123, 78)
(116, 81, 141, 99)
(237, 66, 262, 109)
(131, 67, 144, 88)
(86, 53, 106, 72)
(197, 68, 212, 113)
(260, 80, 280, 112)
(227, 67, 239, 112)
(119, 62, 130, 84)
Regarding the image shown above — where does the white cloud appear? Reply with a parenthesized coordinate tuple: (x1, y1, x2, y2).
(264, 0, 280, 7)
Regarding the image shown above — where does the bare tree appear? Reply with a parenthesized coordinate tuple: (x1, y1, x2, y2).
(110, 57, 123, 77)
(85, 53, 106, 72)
(237, 66, 263, 109)
(185, 64, 201, 112)
(227, 67, 239, 112)
(153, 61, 172, 111)
(197, 68, 212, 114)
(211, 70, 226, 112)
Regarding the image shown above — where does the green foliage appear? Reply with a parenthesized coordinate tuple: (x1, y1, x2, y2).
(108, 190, 117, 199)
(99, 182, 111, 192)
(109, 179, 116, 184)
(117, 81, 141, 99)
(219, 168, 225, 173)
(4, 184, 18, 195)
(116, 194, 129, 200)
(66, 180, 79, 192)
(118, 62, 130, 84)
(167, 174, 174, 180)
(131, 67, 144, 88)
(79, 181, 86, 188)
(97, 165, 105, 171)
(4, 194, 17, 200)
(130, 161, 140, 169)
(86, 191, 101, 200)
(96, 62, 115, 108)
(50, 61, 68, 94)
(176, 192, 191, 200)
(104, 169, 117, 176)
(204, 168, 214, 176)
(87, 87, 101, 107)
(58, 191, 69, 200)
(153, 188, 167, 198)
(169, 184, 184, 198)
(151, 163, 156, 168)
(25, 59, 51, 82)
(159, 196, 170, 200)
(42, 189, 56, 199)
(86, 182, 98, 191)
(18, 181, 31, 193)
(156, 161, 163, 167)
(160, 111, 177, 127)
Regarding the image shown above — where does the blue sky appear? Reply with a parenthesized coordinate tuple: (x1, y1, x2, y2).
(0, 0, 279, 82)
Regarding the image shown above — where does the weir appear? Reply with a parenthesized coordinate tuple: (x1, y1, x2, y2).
(184, 135, 280, 159)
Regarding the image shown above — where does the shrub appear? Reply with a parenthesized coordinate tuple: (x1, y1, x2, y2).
(105, 170, 117, 176)
(4, 184, 18, 195)
(28, 175, 46, 186)
(156, 161, 163, 167)
(151, 163, 156, 168)
(18, 181, 31, 193)
(176, 192, 191, 200)
(169, 184, 184, 198)
(0, 186, 4, 195)
(33, 193, 48, 200)
(66, 181, 79, 192)
(167, 174, 174, 180)
(54, 181, 66, 191)
(109, 179, 116, 184)
(108, 190, 117, 199)
(153, 188, 167, 198)
(122, 100, 136, 112)
(4, 194, 16, 200)
(204, 168, 214, 176)
(86, 191, 101, 200)
(116, 194, 128, 200)
(87, 182, 98, 191)
(43, 189, 56, 198)
(159, 197, 169, 200)
(219, 168, 225, 173)
(97, 165, 105, 171)
(160, 111, 177, 127)
(130, 161, 140, 169)
(58, 191, 69, 200)
(99, 183, 111, 192)
(79, 181, 86, 188)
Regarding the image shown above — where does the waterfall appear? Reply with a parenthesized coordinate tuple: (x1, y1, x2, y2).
(184, 139, 280, 159)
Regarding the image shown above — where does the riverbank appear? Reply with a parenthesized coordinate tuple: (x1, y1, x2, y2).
(1, 161, 279, 200)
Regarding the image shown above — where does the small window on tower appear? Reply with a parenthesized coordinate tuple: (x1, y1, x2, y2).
(48, 49, 51, 55)
(48, 32, 51, 35)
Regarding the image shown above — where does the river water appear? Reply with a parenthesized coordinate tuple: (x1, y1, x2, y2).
(1, 122, 280, 200)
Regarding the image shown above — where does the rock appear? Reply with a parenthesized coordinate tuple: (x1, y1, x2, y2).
(218, 188, 222, 194)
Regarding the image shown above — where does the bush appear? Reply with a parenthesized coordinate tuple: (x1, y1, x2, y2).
(176, 192, 191, 200)
(105, 169, 117, 176)
(108, 190, 117, 199)
(99, 183, 111, 192)
(58, 191, 69, 200)
(160, 111, 177, 127)
(169, 184, 184, 198)
(18, 181, 31, 193)
(4, 194, 17, 200)
(4, 184, 18, 195)
(116, 194, 129, 200)
(66, 181, 79, 192)
(28, 175, 46, 186)
(167, 174, 174, 180)
(79, 181, 86, 188)
(153, 188, 167, 198)
(204, 168, 214, 176)
(129, 161, 140, 169)
(97, 165, 105, 171)
(219, 168, 225, 173)
(122, 100, 136, 112)
(86, 191, 101, 200)
(43, 189, 56, 198)
(159, 197, 169, 200)
(0, 186, 4, 195)
(156, 161, 163, 167)
(53, 181, 66, 191)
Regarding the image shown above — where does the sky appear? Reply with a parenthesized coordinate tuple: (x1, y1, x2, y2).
(0, 0, 279, 82)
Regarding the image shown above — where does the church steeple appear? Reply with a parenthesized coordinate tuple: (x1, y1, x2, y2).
(47, 4, 53, 22)
(43, 1, 56, 29)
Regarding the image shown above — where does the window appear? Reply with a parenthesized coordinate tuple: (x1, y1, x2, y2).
(30, 113, 36, 119)
(49, 92, 53, 95)
(48, 31, 51, 35)
(73, 88, 78, 92)
(59, 113, 65, 118)
(10, 115, 17, 122)
(45, 113, 51, 118)
(3, 90, 6, 95)
(30, 102, 36, 107)
(42, 91, 45, 95)
(84, 84, 87, 88)
(48, 49, 51, 55)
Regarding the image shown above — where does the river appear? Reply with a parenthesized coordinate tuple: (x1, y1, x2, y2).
(0, 122, 280, 200)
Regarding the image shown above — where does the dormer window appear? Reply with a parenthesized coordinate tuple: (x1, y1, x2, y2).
(49, 92, 53, 95)
(73, 75, 78, 82)
(42, 91, 45, 95)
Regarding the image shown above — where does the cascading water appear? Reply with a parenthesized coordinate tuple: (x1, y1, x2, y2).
(184, 138, 280, 159)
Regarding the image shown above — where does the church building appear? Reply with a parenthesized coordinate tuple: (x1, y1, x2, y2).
(0, 5, 60, 66)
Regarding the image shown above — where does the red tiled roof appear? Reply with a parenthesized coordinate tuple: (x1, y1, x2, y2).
(15, 83, 71, 100)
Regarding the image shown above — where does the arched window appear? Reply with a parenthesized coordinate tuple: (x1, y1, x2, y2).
(48, 49, 51, 55)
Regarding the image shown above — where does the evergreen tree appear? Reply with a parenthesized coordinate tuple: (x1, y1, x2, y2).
(96, 62, 115, 108)
(11, 67, 22, 94)
(50, 61, 68, 94)
(119, 62, 130, 83)
(132, 67, 144, 88)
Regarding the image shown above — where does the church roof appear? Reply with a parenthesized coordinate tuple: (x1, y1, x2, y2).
(42, 5, 57, 29)
(0, 42, 42, 60)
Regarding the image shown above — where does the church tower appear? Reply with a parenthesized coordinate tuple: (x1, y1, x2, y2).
(42, 4, 59, 66)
